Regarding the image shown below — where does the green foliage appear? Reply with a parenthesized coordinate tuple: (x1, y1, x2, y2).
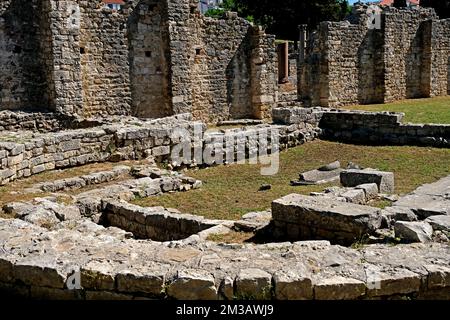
(205, 8, 225, 19)
(205, 0, 349, 40)
(231, 0, 350, 40)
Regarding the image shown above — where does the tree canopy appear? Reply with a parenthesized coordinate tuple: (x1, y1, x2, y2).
(206, 0, 350, 40)
(421, 0, 450, 18)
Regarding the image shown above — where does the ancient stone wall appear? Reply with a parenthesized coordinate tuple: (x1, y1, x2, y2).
(383, 9, 436, 101)
(430, 19, 450, 96)
(167, 0, 277, 123)
(104, 201, 217, 241)
(273, 107, 450, 148)
(129, 0, 172, 119)
(0, 112, 318, 185)
(79, 1, 132, 117)
(300, 6, 450, 108)
(0, 0, 51, 111)
(0, 0, 277, 123)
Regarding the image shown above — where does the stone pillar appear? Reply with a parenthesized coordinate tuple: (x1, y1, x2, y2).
(250, 26, 278, 121)
(44, 0, 84, 116)
(277, 42, 289, 83)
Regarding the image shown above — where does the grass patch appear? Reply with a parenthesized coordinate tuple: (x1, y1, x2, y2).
(133, 140, 450, 220)
(345, 96, 450, 124)
(207, 231, 255, 244)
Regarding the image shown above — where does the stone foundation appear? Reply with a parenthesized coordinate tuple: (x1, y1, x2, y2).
(273, 107, 450, 148)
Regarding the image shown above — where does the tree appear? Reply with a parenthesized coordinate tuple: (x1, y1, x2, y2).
(421, 0, 450, 18)
(210, 0, 350, 40)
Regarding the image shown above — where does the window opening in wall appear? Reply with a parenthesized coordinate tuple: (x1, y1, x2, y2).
(80, 47, 86, 54)
(145, 51, 152, 58)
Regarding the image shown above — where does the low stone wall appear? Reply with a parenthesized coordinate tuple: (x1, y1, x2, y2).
(0, 114, 192, 185)
(0, 113, 319, 185)
(0, 111, 67, 132)
(0, 218, 448, 300)
(273, 107, 450, 148)
(103, 201, 220, 242)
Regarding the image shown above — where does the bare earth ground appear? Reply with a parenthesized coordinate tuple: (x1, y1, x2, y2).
(133, 140, 450, 221)
(345, 96, 450, 124)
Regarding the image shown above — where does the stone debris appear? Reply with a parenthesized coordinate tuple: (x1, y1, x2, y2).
(394, 221, 433, 243)
(292, 161, 343, 186)
(341, 169, 395, 194)
(392, 176, 450, 219)
(426, 215, 450, 235)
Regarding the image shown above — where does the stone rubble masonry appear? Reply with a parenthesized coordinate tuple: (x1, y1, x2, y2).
(0, 113, 319, 186)
(273, 107, 450, 148)
(0, 0, 278, 123)
(0, 218, 448, 300)
(299, 6, 450, 108)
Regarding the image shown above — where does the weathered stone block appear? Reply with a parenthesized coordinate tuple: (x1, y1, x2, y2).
(272, 194, 382, 244)
(235, 268, 272, 300)
(341, 169, 395, 193)
(167, 269, 217, 300)
(314, 276, 366, 300)
(356, 183, 379, 201)
(274, 270, 313, 300)
(116, 268, 166, 296)
(394, 221, 433, 243)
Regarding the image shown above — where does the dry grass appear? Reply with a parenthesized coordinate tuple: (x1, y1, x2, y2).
(133, 140, 450, 220)
(207, 231, 255, 244)
(345, 96, 450, 124)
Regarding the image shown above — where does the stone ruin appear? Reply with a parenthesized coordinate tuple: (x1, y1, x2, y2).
(0, 0, 277, 123)
(299, 5, 450, 108)
(0, 1, 448, 301)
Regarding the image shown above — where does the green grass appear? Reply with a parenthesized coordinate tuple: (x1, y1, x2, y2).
(133, 140, 450, 221)
(345, 96, 450, 124)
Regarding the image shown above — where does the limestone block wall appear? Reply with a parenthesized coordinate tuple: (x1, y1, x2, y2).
(166, 0, 277, 123)
(299, 7, 450, 108)
(78, 1, 132, 117)
(103, 201, 218, 242)
(129, 0, 172, 119)
(0, 0, 51, 111)
(0, 112, 318, 185)
(430, 19, 450, 96)
(0, 0, 277, 123)
(383, 9, 435, 101)
(273, 107, 450, 148)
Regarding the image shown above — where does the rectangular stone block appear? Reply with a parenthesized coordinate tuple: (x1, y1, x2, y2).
(272, 194, 382, 244)
(341, 169, 395, 193)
